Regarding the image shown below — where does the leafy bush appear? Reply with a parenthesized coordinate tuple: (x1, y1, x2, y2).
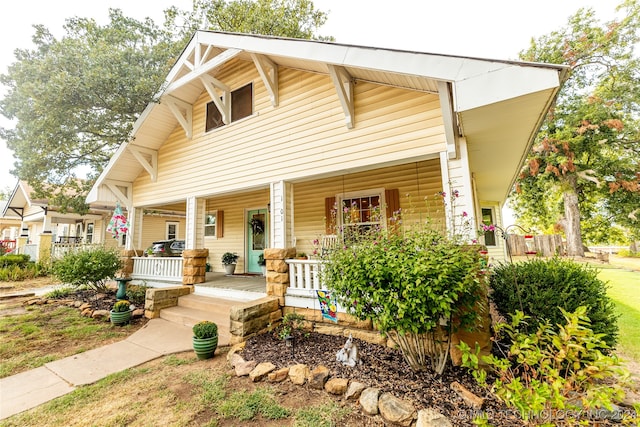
(221, 252, 239, 265)
(0, 260, 49, 281)
(276, 312, 305, 340)
(52, 246, 122, 292)
(112, 300, 131, 312)
(490, 257, 618, 348)
(617, 249, 640, 258)
(323, 222, 484, 374)
(0, 254, 31, 268)
(460, 307, 631, 425)
(193, 320, 218, 339)
(44, 286, 75, 299)
(126, 284, 148, 306)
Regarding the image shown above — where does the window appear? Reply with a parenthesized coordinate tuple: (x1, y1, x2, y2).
(325, 189, 399, 236)
(205, 83, 253, 132)
(481, 208, 497, 246)
(205, 210, 224, 238)
(166, 222, 179, 240)
(86, 223, 94, 244)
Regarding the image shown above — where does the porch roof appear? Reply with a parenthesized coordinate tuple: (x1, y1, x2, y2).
(87, 31, 567, 207)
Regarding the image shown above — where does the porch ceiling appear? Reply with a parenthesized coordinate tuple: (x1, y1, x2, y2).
(87, 31, 566, 207)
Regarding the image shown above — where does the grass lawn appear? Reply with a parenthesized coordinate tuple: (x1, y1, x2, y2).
(597, 267, 640, 363)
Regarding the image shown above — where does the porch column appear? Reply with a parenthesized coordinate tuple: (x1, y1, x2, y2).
(125, 207, 143, 254)
(439, 138, 476, 241)
(270, 181, 294, 249)
(41, 215, 53, 234)
(185, 196, 206, 250)
(38, 233, 52, 262)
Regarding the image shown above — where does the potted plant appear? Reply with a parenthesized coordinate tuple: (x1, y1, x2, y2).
(110, 300, 132, 325)
(222, 252, 239, 275)
(192, 320, 218, 359)
(258, 253, 266, 276)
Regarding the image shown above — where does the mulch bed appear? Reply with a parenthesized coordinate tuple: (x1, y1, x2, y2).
(242, 330, 524, 426)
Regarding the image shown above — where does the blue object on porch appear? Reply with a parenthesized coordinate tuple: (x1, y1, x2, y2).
(115, 277, 133, 300)
(316, 290, 338, 323)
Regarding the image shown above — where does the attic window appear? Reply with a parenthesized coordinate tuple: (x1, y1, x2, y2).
(205, 83, 253, 132)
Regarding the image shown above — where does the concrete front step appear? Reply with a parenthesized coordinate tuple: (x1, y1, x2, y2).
(159, 293, 239, 347)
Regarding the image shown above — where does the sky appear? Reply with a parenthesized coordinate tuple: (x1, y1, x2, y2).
(0, 0, 621, 194)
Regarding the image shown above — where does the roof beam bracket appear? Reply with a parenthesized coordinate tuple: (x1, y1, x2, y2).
(328, 65, 354, 129)
(165, 48, 242, 94)
(200, 74, 231, 125)
(127, 145, 158, 182)
(104, 180, 133, 211)
(163, 95, 193, 140)
(251, 53, 278, 107)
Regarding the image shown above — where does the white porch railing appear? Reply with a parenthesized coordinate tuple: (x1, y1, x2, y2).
(284, 258, 345, 313)
(132, 256, 183, 282)
(51, 243, 100, 259)
(19, 244, 38, 261)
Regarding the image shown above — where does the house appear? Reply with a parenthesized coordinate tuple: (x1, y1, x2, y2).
(87, 31, 566, 289)
(1, 180, 125, 260)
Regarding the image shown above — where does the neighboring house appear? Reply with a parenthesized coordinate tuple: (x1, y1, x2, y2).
(87, 31, 566, 276)
(1, 181, 120, 260)
(0, 200, 21, 253)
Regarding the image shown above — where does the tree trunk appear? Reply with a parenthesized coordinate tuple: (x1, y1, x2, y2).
(563, 178, 584, 257)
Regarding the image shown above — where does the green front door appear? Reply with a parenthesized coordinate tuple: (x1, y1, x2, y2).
(247, 209, 268, 274)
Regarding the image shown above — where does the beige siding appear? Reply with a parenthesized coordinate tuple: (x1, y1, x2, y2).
(292, 161, 444, 256)
(203, 189, 270, 273)
(132, 60, 446, 206)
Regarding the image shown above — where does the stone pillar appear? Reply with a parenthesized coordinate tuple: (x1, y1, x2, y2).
(229, 296, 282, 344)
(144, 286, 192, 319)
(17, 236, 27, 253)
(119, 249, 139, 278)
(264, 247, 296, 306)
(38, 233, 52, 263)
(182, 248, 209, 285)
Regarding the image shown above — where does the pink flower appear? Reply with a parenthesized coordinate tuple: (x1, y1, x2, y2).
(462, 211, 468, 217)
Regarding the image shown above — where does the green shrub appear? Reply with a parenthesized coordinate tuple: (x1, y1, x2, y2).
(44, 286, 75, 299)
(0, 260, 49, 281)
(193, 321, 218, 339)
(0, 254, 31, 268)
(617, 249, 640, 258)
(460, 307, 631, 425)
(112, 300, 131, 312)
(126, 284, 148, 306)
(323, 223, 484, 374)
(52, 246, 122, 292)
(490, 257, 618, 348)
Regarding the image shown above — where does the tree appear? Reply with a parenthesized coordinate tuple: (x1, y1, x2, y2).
(0, 1, 331, 211)
(512, 1, 640, 255)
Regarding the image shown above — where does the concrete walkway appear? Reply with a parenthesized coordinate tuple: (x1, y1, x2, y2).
(0, 318, 193, 420)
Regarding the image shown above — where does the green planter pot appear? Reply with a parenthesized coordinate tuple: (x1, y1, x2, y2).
(110, 309, 132, 326)
(193, 336, 218, 360)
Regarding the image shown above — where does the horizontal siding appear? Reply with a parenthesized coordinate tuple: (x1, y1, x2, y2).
(292, 161, 444, 256)
(132, 61, 446, 206)
(140, 216, 186, 251)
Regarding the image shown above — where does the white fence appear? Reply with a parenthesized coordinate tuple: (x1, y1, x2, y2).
(132, 256, 183, 282)
(284, 258, 345, 313)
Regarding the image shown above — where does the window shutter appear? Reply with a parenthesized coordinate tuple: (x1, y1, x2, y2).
(325, 197, 336, 234)
(216, 210, 224, 238)
(385, 189, 400, 227)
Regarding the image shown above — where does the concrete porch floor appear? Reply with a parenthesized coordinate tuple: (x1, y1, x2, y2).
(194, 272, 267, 300)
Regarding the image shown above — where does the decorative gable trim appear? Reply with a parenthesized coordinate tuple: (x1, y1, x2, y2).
(165, 47, 242, 94)
(127, 145, 158, 182)
(163, 95, 193, 140)
(200, 74, 231, 125)
(251, 53, 278, 107)
(327, 64, 355, 129)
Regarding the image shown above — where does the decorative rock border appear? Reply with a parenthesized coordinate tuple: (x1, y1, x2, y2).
(226, 343, 481, 427)
(23, 296, 145, 322)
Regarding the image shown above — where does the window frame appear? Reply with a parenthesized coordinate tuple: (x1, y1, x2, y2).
(336, 188, 386, 238)
(166, 221, 179, 240)
(85, 222, 94, 244)
(205, 82, 253, 132)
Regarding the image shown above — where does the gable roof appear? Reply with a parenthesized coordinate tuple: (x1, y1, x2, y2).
(88, 31, 567, 206)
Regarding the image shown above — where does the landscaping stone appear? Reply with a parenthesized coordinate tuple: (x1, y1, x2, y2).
(308, 365, 330, 389)
(359, 387, 380, 415)
(249, 362, 276, 382)
(416, 408, 453, 427)
(228, 352, 245, 368)
(378, 392, 416, 426)
(344, 381, 367, 400)
(450, 381, 484, 409)
(234, 360, 257, 377)
(267, 367, 290, 382)
(288, 364, 309, 385)
(324, 377, 349, 395)
(91, 309, 109, 320)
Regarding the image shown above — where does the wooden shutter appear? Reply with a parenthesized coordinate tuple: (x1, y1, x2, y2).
(216, 210, 224, 238)
(325, 197, 336, 234)
(385, 189, 400, 228)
